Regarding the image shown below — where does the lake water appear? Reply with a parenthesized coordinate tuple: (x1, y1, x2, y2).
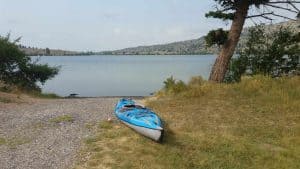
(33, 55, 216, 97)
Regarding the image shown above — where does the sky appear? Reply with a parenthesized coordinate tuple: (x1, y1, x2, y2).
(0, 0, 299, 51)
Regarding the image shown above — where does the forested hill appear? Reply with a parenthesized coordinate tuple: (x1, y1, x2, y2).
(100, 37, 218, 55)
(100, 20, 299, 55)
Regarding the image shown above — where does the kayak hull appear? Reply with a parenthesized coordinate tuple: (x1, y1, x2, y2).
(121, 120, 163, 142)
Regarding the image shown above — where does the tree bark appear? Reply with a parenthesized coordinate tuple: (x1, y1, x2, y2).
(209, 2, 250, 82)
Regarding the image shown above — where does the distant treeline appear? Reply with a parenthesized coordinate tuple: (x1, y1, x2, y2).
(18, 45, 94, 56)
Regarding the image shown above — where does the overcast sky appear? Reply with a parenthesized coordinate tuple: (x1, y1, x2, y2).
(0, 0, 298, 51)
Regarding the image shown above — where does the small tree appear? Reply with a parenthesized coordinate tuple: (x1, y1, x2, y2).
(0, 34, 59, 90)
(224, 25, 300, 82)
(206, 0, 300, 82)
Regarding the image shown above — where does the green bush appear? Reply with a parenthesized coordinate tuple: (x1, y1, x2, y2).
(225, 25, 300, 83)
(0, 34, 59, 90)
(163, 76, 188, 94)
(162, 76, 208, 96)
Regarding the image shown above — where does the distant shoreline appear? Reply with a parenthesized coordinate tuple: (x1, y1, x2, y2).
(29, 53, 216, 57)
(23, 95, 145, 99)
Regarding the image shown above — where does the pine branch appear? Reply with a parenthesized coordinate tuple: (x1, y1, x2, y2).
(268, 1, 300, 4)
(249, 14, 274, 21)
(220, 6, 235, 12)
(261, 15, 274, 21)
(205, 11, 235, 20)
(288, 1, 300, 12)
(246, 12, 273, 19)
(246, 10, 298, 21)
(270, 13, 298, 20)
(264, 4, 298, 13)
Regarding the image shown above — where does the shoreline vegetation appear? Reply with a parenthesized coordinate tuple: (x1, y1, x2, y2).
(28, 53, 215, 57)
(0, 85, 60, 103)
(75, 75, 300, 169)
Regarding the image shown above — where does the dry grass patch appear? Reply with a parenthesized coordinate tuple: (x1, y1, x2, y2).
(50, 115, 74, 123)
(0, 136, 32, 148)
(0, 91, 21, 103)
(0, 97, 12, 103)
(6, 136, 31, 148)
(0, 138, 6, 145)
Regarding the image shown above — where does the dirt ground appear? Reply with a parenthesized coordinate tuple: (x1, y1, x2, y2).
(0, 96, 119, 169)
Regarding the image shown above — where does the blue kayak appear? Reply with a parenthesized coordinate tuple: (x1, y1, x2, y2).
(115, 98, 164, 142)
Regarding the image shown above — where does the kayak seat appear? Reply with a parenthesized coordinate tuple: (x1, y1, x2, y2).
(119, 107, 134, 112)
(124, 104, 144, 109)
(119, 104, 144, 112)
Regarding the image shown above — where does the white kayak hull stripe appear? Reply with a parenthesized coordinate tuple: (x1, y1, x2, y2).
(121, 120, 163, 141)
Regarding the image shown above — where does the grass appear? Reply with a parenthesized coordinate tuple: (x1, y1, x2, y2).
(50, 115, 74, 123)
(0, 138, 6, 145)
(0, 136, 31, 148)
(0, 86, 12, 92)
(6, 137, 31, 148)
(32, 122, 46, 129)
(75, 75, 300, 169)
(0, 97, 12, 103)
(0, 82, 60, 102)
(1, 81, 60, 99)
(28, 90, 61, 99)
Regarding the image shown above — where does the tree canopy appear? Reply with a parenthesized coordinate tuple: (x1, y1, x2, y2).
(0, 34, 59, 90)
(207, 0, 300, 21)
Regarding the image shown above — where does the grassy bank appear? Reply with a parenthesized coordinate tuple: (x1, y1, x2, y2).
(75, 75, 300, 169)
(26, 90, 60, 99)
(0, 83, 60, 103)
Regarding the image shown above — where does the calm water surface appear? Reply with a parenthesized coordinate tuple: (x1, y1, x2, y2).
(34, 55, 216, 97)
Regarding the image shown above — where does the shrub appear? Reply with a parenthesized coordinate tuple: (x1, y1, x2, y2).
(0, 34, 59, 90)
(162, 76, 207, 96)
(163, 76, 176, 91)
(163, 76, 188, 94)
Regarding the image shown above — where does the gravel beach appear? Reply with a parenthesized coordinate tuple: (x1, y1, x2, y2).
(0, 97, 119, 169)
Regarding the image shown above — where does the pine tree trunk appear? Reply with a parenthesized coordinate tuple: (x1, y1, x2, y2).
(209, 2, 250, 82)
